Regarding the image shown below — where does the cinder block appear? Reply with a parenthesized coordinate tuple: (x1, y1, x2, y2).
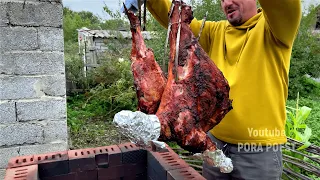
(0, 75, 42, 100)
(0, 101, 16, 124)
(68, 148, 96, 172)
(4, 164, 38, 180)
(16, 97, 66, 121)
(94, 145, 122, 167)
(0, 142, 67, 169)
(0, 123, 43, 147)
(35, 150, 69, 178)
(43, 120, 68, 143)
(167, 167, 206, 180)
(0, 169, 5, 180)
(0, 51, 64, 75)
(118, 142, 147, 164)
(0, 2, 9, 26)
(39, 27, 64, 51)
(41, 75, 66, 96)
(18, 141, 68, 157)
(8, 1, 62, 27)
(0, 27, 38, 51)
(0, 146, 19, 169)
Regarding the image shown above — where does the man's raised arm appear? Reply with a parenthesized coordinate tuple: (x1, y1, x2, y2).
(259, 0, 302, 47)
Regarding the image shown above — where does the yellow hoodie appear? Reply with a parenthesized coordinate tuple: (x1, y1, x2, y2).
(147, 0, 302, 145)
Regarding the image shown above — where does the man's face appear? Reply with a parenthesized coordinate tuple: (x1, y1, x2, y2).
(221, 0, 257, 26)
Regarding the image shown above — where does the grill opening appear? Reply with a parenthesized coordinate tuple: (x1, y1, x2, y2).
(14, 175, 27, 179)
(22, 159, 26, 163)
(171, 163, 180, 166)
(15, 172, 27, 176)
(15, 169, 27, 172)
(111, 148, 114, 151)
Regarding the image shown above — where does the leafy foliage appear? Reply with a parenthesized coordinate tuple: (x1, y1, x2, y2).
(63, 7, 102, 42)
(285, 93, 313, 150)
(190, 0, 225, 21)
(288, 5, 320, 99)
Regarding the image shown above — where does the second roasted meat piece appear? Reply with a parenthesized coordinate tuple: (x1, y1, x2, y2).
(156, 0, 233, 153)
(126, 8, 167, 114)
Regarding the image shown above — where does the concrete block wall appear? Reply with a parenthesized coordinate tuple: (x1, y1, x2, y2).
(0, 0, 68, 172)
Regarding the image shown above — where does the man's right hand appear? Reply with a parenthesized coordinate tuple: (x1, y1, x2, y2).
(121, 0, 145, 13)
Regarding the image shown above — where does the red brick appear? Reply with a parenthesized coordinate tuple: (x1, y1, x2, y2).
(7, 155, 37, 168)
(147, 148, 189, 180)
(97, 165, 124, 180)
(118, 142, 139, 152)
(118, 142, 147, 164)
(68, 148, 96, 172)
(76, 170, 98, 180)
(4, 164, 38, 180)
(35, 151, 69, 178)
(167, 167, 206, 180)
(41, 173, 76, 180)
(94, 145, 122, 167)
(35, 151, 68, 163)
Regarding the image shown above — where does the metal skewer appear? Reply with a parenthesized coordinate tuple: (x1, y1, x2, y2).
(196, 11, 208, 41)
(174, 1, 182, 82)
(143, 0, 147, 31)
(162, 3, 175, 76)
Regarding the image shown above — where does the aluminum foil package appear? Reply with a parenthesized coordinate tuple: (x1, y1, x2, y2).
(194, 149, 233, 173)
(113, 110, 161, 147)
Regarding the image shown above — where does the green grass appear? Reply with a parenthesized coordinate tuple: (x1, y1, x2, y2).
(67, 94, 128, 149)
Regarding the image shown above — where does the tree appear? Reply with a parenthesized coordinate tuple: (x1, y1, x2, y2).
(63, 7, 102, 42)
(288, 5, 320, 99)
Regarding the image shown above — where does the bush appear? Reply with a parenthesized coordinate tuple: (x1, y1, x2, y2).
(288, 5, 320, 99)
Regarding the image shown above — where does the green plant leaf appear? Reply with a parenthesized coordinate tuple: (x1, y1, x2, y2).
(303, 126, 312, 142)
(297, 141, 311, 150)
(297, 106, 312, 124)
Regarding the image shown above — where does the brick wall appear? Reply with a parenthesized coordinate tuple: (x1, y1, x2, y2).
(0, 0, 68, 173)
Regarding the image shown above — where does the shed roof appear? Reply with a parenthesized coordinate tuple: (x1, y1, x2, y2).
(77, 27, 155, 40)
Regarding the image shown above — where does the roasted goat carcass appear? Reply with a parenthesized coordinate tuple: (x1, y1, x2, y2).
(124, 0, 232, 154)
(126, 7, 167, 114)
(155, 0, 232, 153)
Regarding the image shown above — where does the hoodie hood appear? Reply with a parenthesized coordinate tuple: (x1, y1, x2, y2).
(223, 8, 263, 62)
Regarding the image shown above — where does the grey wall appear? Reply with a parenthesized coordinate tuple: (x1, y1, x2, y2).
(0, 0, 68, 174)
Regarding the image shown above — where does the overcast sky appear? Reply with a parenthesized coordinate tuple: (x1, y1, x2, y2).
(62, 0, 320, 20)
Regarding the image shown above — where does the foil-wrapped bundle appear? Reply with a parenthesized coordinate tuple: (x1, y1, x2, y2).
(113, 110, 233, 173)
(113, 110, 161, 147)
(194, 149, 233, 173)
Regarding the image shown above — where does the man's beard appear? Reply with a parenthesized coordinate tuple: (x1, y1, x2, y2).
(228, 16, 243, 26)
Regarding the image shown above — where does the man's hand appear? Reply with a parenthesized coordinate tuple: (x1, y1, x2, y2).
(121, 0, 145, 13)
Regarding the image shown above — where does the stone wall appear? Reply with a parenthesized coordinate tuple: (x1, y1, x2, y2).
(0, 0, 68, 175)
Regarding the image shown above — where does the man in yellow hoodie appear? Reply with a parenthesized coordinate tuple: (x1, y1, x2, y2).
(123, 0, 302, 179)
